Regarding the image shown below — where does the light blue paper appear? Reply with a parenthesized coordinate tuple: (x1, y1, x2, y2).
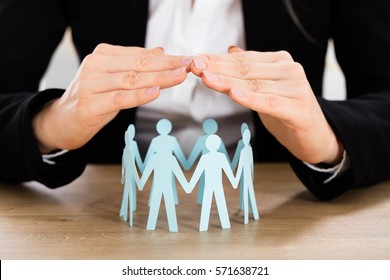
(185, 119, 231, 204)
(235, 129, 259, 224)
(120, 124, 142, 226)
(187, 134, 237, 231)
(137, 146, 190, 232)
(231, 123, 249, 210)
(144, 119, 187, 206)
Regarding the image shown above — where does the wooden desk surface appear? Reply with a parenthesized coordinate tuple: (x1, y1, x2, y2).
(1, 163, 390, 260)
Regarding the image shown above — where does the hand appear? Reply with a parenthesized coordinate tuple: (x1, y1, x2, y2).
(33, 44, 191, 153)
(191, 47, 344, 165)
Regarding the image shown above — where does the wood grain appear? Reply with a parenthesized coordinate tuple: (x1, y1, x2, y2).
(1, 163, 389, 259)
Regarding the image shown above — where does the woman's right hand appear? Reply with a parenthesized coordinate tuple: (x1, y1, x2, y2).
(33, 44, 190, 153)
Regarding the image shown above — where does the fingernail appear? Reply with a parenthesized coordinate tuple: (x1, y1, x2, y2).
(151, 47, 164, 54)
(146, 86, 160, 95)
(228, 45, 243, 53)
(180, 56, 194, 66)
(194, 54, 209, 61)
(231, 87, 245, 97)
(194, 59, 207, 70)
(203, 70, 219, 82)
(171, 66, 187, 77)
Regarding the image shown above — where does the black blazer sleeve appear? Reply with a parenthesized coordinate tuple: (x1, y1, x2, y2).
(289, 1, 390, 200)
(0, 0, 86, 186)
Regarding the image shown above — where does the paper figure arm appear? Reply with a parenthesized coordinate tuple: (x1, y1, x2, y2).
(223, 155, 239, 189)
(143, 139, 156, 169)
(138, 156, 154, 191)
(172, 159, 191, 193)
(173, 138, 188, 168)
(233, 154, 244, 188)
(132, 142, 145, 172)
(230, 141, 243, 170)
(183, 139, 202, 171)
(218, 140, 232, 167)
(187, 158, 205, 194)
(121, 155, 125, 184)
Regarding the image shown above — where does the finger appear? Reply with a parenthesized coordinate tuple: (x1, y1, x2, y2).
(81, 67, 188, 93)
(228, 87, 293, 121)
(201, 70, 291, 97)
(88, 86, 161, 115)
(192, 59, 294, 80)
(99, 54, 193, 73)
(227, 45, 245, 53)
(93, 43, 163, 56)
(197, 50, 293, 65)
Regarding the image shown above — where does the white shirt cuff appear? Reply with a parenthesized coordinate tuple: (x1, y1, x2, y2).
(303, 150, 350, 184)
(42, 150, 69, 165)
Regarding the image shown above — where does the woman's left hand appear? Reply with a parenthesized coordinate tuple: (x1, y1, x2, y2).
(190, 47, 344, 165)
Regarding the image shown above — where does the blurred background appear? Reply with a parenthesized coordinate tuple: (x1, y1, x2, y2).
(40, 29, 346, 101)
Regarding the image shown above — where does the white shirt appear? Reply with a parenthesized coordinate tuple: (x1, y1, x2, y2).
(136, 0, 252, 155)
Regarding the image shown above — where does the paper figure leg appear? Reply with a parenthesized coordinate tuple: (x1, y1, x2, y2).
(172, 177, 179, 205)
(197, 174, 205, 205)
(148, 179, 155, 207)
(214, 189, 231, 229)
(120, 184, 129, 222)
(131, 183, 137, 211)
(199, 190, 213, 231)
(128, 179, 134, 226)
(163, 191, 178, 232)
(239, 176, 244, 210)
(146, 189, 162, 231)
(248, 183, 259, 220)
(243, 184, 249, 225)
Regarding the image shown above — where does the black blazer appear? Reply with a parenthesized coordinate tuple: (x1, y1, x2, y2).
(1, 0, 390, 200)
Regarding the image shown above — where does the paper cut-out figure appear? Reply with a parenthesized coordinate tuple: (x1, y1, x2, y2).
(184, 119, 231, 205)
(143, 119, 187, 206)
(187, 134, 237, 231)
(137, 145, 190, 232)
(231, 123, 249, 210)
(235, 129, 259, 224)
(120, 124, 143, 226)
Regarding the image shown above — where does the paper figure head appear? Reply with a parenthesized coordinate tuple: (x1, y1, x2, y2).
(156, 119, 172, 135)
(241, 123, 249, 135)
(203, 119, 218, 134)
(127, 124, 135, 139)
(205, 134, 221, 152)
(243, 129, 251, 145)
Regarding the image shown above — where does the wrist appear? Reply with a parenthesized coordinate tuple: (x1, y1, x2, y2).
(32, 99, 60, 154)
(321, 126, 344, 166)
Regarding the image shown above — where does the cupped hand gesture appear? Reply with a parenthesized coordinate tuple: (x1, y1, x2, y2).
(33, 44, 190, 153)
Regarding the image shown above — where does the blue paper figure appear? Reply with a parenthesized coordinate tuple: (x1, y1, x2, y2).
(187, 134, 237, 231)
(231, 123, 249, 210)
(184, 119, 231, 205)
(120, 124, 143, 226)
(144, 119, 187, 206)
(137, 145, 190, 232)
(235, 129, 259, 224)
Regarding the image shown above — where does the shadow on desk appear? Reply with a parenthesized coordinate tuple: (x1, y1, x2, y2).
(0, 163, 389, 259)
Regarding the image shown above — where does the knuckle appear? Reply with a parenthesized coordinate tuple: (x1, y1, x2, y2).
(137, 54, 154, 69)
(82, 54, 96, 65)
(233, 52, 252, 76)
(248, 79, 263, 92)
(265, 95, 279, 109)
(112, 90, 126, 106)
(276, 50, 293, 61)
(280, 62, 303, 75)
(123, 71, 139, 87)
(93, 43, 110, 54)
(81, 54, 101, 70)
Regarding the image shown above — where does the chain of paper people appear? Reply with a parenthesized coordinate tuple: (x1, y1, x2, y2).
(120, 118, 259, 232)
